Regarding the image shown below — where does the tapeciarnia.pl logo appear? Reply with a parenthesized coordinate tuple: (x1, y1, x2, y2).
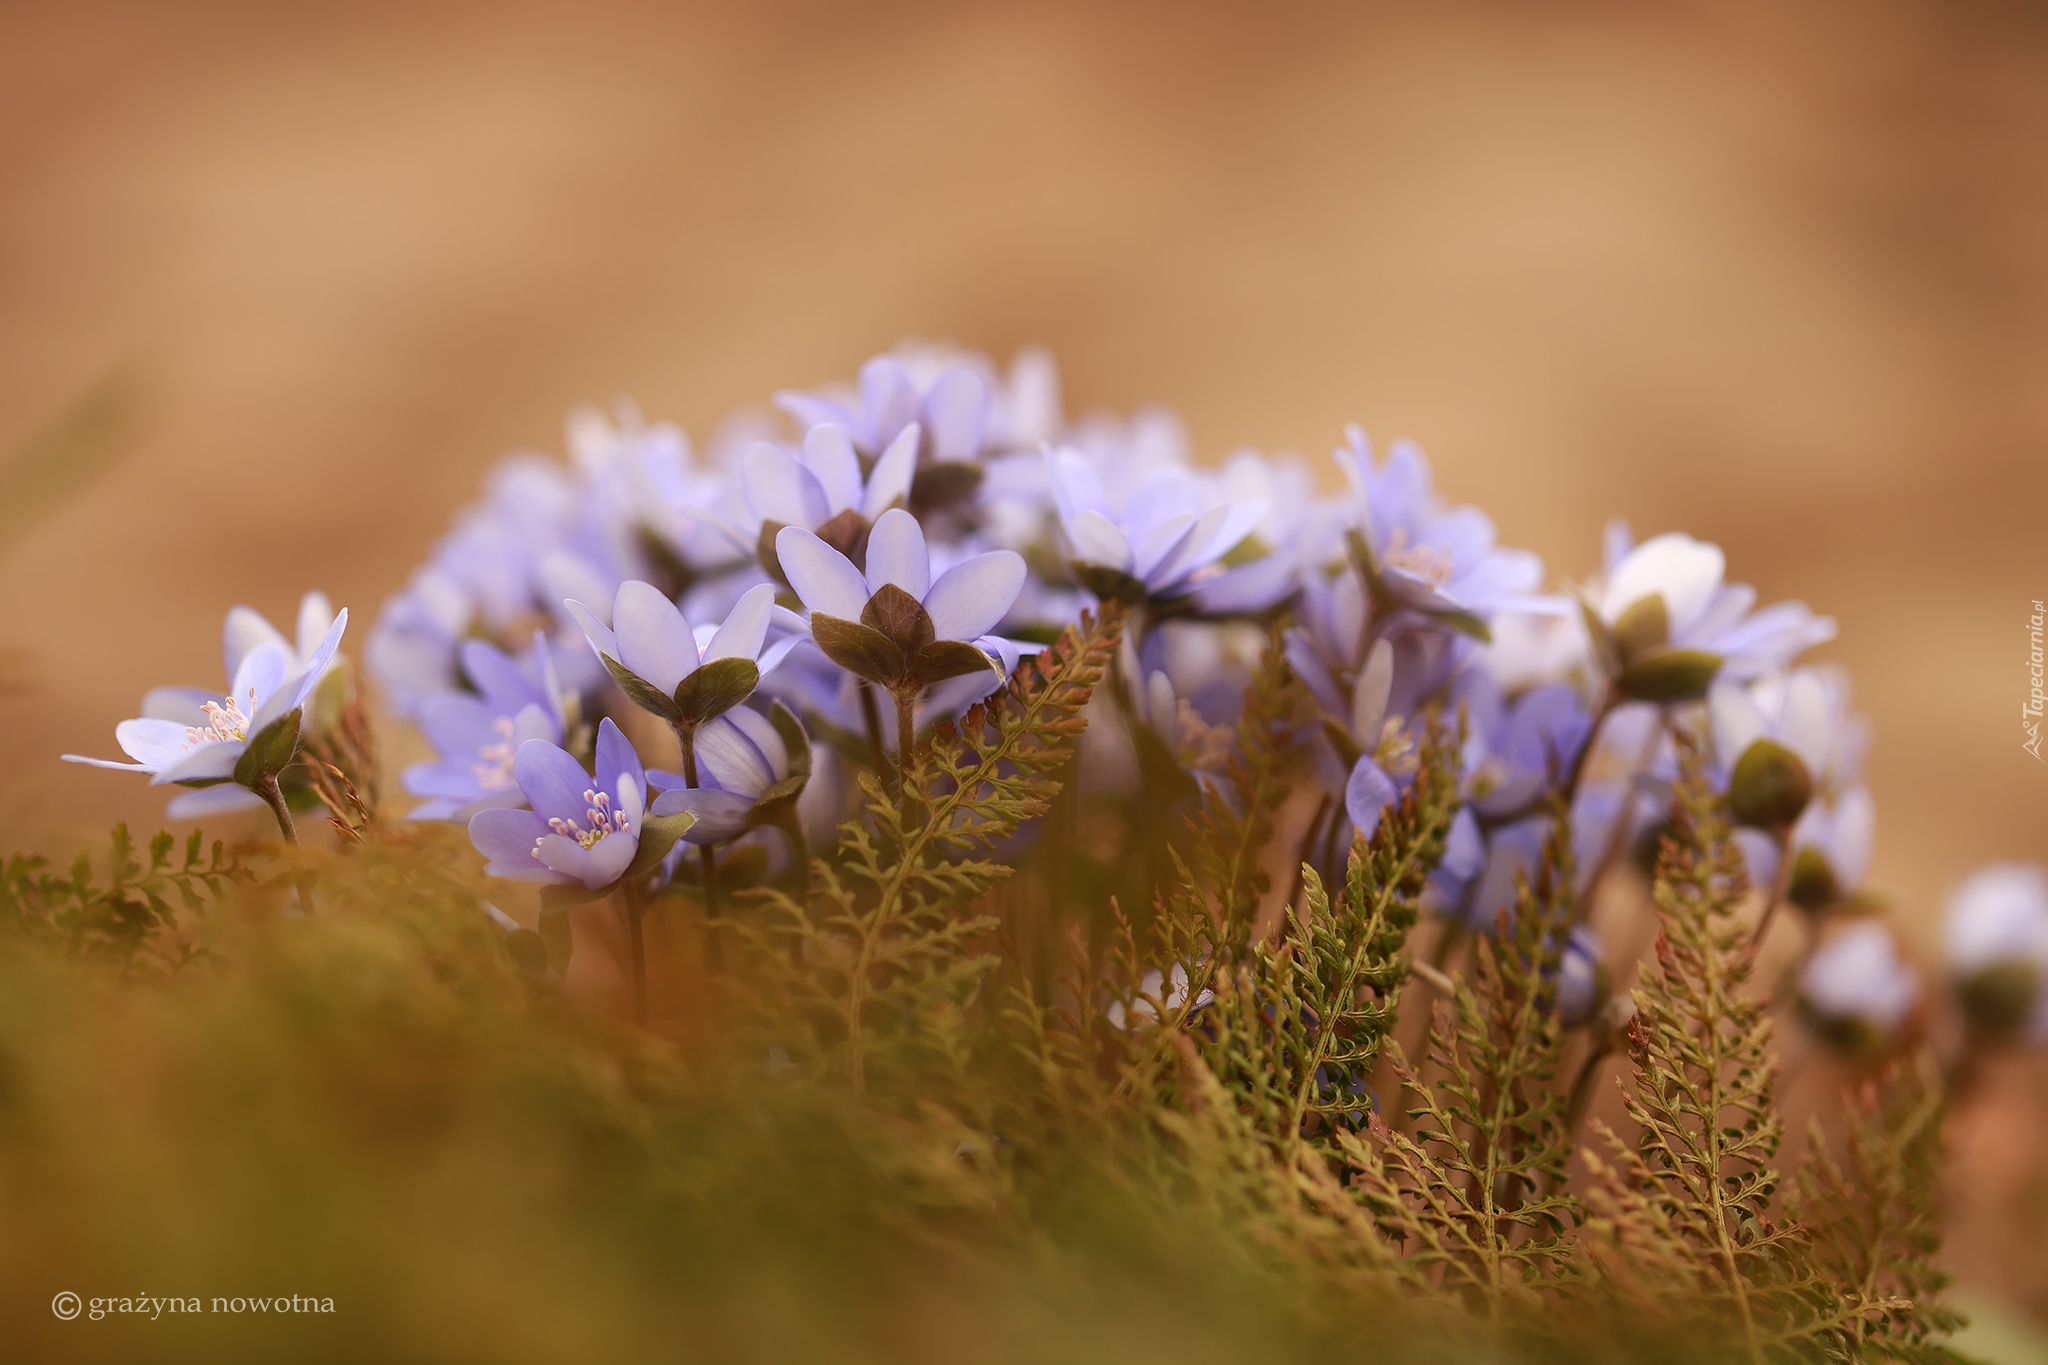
(2026, 599, 2045, 762)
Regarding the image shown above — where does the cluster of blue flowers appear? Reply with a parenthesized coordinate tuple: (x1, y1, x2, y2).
(63, 341, 2048, 1059)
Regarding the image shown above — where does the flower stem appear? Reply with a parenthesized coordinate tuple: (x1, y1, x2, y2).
(858, 682, 889, 780)
(620, 874, 647, 1024)
(777, 809, 811, 908)
(1747, 825, 1798, 957)
(674, 723, 723, 974)
(893, 686, 918, 811)
(251, 772, 317, 917)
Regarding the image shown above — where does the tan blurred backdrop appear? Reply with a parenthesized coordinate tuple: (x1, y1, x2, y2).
(2, 0, 2046, 1312)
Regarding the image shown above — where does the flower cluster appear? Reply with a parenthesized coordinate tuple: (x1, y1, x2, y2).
(62, 342, 2045, 1072)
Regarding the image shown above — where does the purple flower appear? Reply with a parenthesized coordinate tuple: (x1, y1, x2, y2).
(1591, 524, 1835, 700)
(1047, 443, 1265, 605)
(649, 705, 807, 845)
(564, 581, 795, 727)
(743, 422, 917, 548)
(1799, 918, 1921, 1053)
(402, 635, 567, 821)
(1334, 427, 1549, 629)
(467, 719, 648, 889)
(64, 606, 349, 817)
(775, 347, 1057, 463)
(776, 509, 1027, 692)
(1946, 862, 2048, 1042)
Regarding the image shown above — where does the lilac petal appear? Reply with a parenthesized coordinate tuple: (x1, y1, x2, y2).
(1195, 553, 1297, 615)
(776, 527, 871, 621)
(923, 551, 1026, 642)
(861, 425, 919, 520)
(1440, 806, 1485, 883)
(591, 717, 644, 807)
(470, 807, 550, 862)
(864, 508, 931, 600)
(155, 741, 244, 786)
(514, 738, 596, 823)
(774, 390, 857, 438)
(223, 605, 288, 683)
(166, 784, 266, 820)
(577, 830, 637, 888)
(530, 833, 594, 881)
(1064, 510, 1133, 573)
(1130, 512, 1200, 586)
(284, 608, 348, 710)
(744, 442, 831, 530)
(62, 752, 155, 772)
(696, 713, 778, 797)
(1345, 757, 1399, 842)
(143, 686, 220, 726)
(924, 368, 986, 460)
(758, 633, 802, 677)
(460, 638, 540, 712)
(1048, 448, 1109, 523)
(705, 583, 776, 664)
(230, 642, 290, 715)
(650, 787, 754, 844)
(612, 581, 698, 695)
(801, 423, 863, 517)
(511, 701, 560, 747)
(563, 598, 621, 668)
(859, 356, 921, 450)
(1778, 671, 1833, 776)
(294, 591, 337, 660)
(115, 717, 202, 769)
(1709, 683, 1766, 769)
(646, 768, 689, 792)
(419, 694, 499, 758)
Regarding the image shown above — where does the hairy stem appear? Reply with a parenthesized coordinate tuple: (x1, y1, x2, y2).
(1747, 825, 1796, 956)
(673, 722, 723, 974)
(251, 772, 317, 917)
(894, 685, 918, 812)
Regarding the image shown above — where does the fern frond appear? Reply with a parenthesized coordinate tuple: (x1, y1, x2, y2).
(1338, 799, 1582, 1315)
(1587, 737, 1895, 1361)
(741, 605, 1123, 1092)
(1, 824, 247, 969)
(1794, 1053, 1967, 1362)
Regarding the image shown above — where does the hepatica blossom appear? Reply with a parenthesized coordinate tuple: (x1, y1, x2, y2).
(403, 634, 567, 821)
(65, 604, 348, 828)
(649, 704, 808, 846)
(777, 508, 1026, 698)
(467, 719, 650, 889)
(1048, 443, 1264, 606)
(564, 581, 793, 731)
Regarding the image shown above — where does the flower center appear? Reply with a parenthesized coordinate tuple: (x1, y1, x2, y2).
(183, 689, 255, 749)
(472, 716, 518, 791)
(538, 787, 631, 853)
(1381, 528, 1455, 585)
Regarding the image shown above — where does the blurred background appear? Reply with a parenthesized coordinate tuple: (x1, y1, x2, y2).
(1, 0, 2044, 1336)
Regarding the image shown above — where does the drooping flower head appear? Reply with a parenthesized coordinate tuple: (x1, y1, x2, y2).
(564, 581, 795, 732)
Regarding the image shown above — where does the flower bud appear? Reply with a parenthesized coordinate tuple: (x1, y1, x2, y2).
(1945, 862, 2048, 1043)
(1616, 647, 1723, 703)
(1798, 917, 1921, 1059)
(1727, 737, 1813, 830)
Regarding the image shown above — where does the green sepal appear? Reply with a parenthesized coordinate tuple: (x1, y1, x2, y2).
(913, 639, 1001, 686)
(862, 583, 935, 655)
(173, 776, 236, 790)
(1072, 563, 1148, 605)
(811, 613, 906, 687)
(1428, 607, 1492, 644)
(1727, 737, 1812, 829)
(535, 903, 576, 975)
(232, 707, 303, 787)
(1610, 592, 1671, 662)
(1577, 590, 1622, 679)
(674, 657, 759, 727)
(1958, 960, 2040, 1037)
(1787, 844, 1840, 912)
(1616, 647, 1722, 702)
(626, 810, 698, 879)
(600, 653, 681, 722)
(768, 701, 812, 784)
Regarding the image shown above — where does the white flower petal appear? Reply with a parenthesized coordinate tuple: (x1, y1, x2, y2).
(801, 423, 864, 517)
(923, 551, 1026, 642)
(1063, 509, 1133, 573)
(704, 583, 776, 663)
(864, 507, 931, 600)
(613, 581, 699, 695)
(744, 442, 831, 530)
(776, 527, 872, 621)
(861, 425, 919, 520)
